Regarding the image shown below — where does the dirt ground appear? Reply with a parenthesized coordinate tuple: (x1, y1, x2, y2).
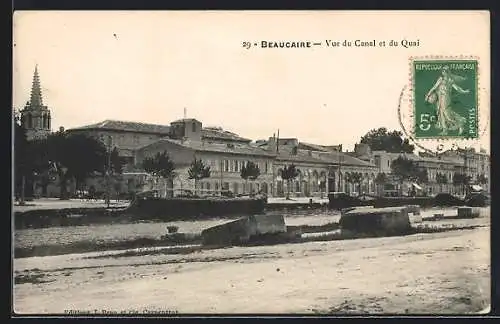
(14, 225, 490, 315)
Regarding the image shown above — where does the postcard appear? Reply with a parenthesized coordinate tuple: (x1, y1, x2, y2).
(12, 10, 490, 315)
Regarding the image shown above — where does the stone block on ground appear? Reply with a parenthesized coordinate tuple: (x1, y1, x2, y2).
(458, 206, 474, 218)
(248, 214, 286, 236)
(409, 213, 423, 223)
(201, 217, 251, 246)
(340, 206, 411, 235)
(433, 213, 444, 219)
(341, 206, 374, 216)
(405, 205, 421, 215)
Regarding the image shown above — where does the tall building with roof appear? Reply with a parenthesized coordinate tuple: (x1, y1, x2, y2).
(19, 65, 52, 141)
(66, 118, 253, 171)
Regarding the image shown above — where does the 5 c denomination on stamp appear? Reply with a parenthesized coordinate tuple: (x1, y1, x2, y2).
(411, 59, 478, 140)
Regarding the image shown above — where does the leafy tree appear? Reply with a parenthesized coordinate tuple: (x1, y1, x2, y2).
(477, 174, 488, 186)
(142, 151, 176, 198)
(27, 137, 53, 197)
(280, 164, 299, 199)
(344, 172, 363, 195)
(14, 118, 30, 203)
(359, 127, 414, 153)
(48, 132, 107, 199)
(416, 168, 428, 185)
(375, 172, 387, 196)
(188, 158, 211, 194)
(29, 131, 106, 199)
(452, 172, 471, 195)
(436, 173, 448, 192)
(107, 147, 125, 175)
(391, 156, 425, 195)
(240, 161, 261, 193)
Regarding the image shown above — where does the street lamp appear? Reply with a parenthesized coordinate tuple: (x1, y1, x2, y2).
(32, 171, 38, 199)
(60, 166, 68, 200)
(105, 136, 113, 208)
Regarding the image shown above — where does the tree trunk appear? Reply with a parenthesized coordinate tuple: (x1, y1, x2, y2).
(59, 175, 69, 200)
(19, 175, 26, 206)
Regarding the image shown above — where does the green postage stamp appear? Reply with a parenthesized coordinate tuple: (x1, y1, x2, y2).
(411, 59, 478, 139)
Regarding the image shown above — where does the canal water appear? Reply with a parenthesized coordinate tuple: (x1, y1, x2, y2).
(15, 207, 489, 252)
(15, 209, 339, 250)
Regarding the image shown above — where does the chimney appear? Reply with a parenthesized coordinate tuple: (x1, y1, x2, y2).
(268, 134, 277, 153)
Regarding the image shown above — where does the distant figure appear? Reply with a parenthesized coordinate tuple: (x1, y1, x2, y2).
(88, 185, 96, 201)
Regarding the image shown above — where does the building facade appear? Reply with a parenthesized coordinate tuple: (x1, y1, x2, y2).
(351, 144, 491, 196)
(134, 125, 276, 197)
(65, 118, 379, 198)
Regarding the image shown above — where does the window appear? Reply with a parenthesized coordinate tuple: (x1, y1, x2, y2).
(234, 160, 239, 172)
(192, 122, 196, 132)
(224, 160, 229, 172)
(265, 162, 268, 173)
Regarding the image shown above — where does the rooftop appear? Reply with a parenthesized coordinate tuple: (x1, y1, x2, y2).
(313, 150, 377, 168)
(68, 120, 171, 135)
(372, 151, 460, 165)
(139, 138, 277, 157)
(202, 128, 251, 143)
(68, 119, 251, 142)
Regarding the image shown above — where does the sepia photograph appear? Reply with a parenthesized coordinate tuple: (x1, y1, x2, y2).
(12, 10, 490, 315)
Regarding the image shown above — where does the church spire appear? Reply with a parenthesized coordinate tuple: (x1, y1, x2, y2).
(29, 64, 43, 107)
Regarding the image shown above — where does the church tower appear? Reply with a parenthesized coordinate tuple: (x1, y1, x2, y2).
(19, 65, 52, 141)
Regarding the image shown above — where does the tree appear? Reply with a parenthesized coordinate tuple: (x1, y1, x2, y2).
(108, 147, 125, 175)
(240, 161, 261, 194)
(416, 168, 428, 185)
(27, 137, 52, 197)
(391, 156, 422, 195)
(188, 158, 211, 195)
(359, 127, 414, 153)
(280, 164, 299, 199)
(477, 174, 488, 187)
(142, 151, 176, 198)
(374, 172, 387, 196)
(14, 118, 29, 204)
(453, 172, 471, 196)
(349, 172, 363, 195)
(46, 132, 108, 199)
(436, 173, 448, 193)
(105, 147, 126, 201)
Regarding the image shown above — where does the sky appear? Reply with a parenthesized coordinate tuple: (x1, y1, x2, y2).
(12, 11, 490, 152)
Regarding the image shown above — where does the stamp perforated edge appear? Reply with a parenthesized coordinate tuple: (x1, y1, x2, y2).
(406, 55, 483, 142)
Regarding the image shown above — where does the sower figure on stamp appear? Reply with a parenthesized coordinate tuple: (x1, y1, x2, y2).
(424, 66, 470, 135)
